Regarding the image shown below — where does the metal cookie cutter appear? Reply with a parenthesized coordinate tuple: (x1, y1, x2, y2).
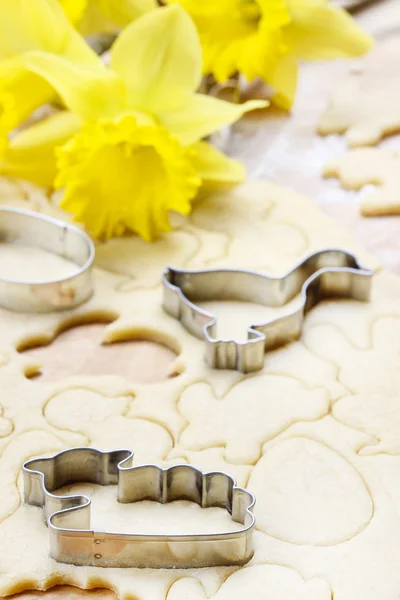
(0, 207, 94, 312)
(23, 447, 255, 569)
(162, 249, 374, 373)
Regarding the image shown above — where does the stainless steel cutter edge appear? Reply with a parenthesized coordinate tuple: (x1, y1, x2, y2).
(0, 206, 95, 312)
(162, 248, 374, 373)
(23, 447, 256, 569)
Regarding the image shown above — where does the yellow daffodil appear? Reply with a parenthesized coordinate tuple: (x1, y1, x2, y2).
(59, 0, 157, 35)
(1, 5, 265, 240)
(166, 0, 374, 109)
(0, 0, 98, 147)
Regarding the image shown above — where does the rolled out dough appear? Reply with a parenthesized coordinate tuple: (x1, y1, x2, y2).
(1, 177, 400, 600)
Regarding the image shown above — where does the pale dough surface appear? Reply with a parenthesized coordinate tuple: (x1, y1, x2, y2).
(2, 175, 400, 600)
(324, 147, 400, 216)
(0, 244, 77, 282)
(318, 38, 400, 147)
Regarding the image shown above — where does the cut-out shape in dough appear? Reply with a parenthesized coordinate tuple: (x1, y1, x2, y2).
(0, 430, 66, 523)
(21, 323, 177, 384)
(44, 389, 173, 460)
(248, 437, 373, 545)
(324, 148, 400, 217)
(190, 189, 307, 268)
(306, 318, 400, 454)
(179, 379, 329, 465)
(305, 318, 400, 397)
(318, 40, 400, 147)
(333, 393, 400, 455)
(167, 564, 332, 600)
(0, 405, 12, 438)
(95, 231, 201, 291)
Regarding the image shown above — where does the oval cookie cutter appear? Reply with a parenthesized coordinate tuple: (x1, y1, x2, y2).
(23, 447, 255, 569)
(0, 207, 94, 312)
(162, 249, 374, 373)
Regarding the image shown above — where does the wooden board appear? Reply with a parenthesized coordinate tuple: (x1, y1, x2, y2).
(24, 324, 177, 384)
(10, 0, 400, 597)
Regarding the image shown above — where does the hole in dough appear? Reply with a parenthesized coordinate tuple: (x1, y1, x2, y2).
(10, 586, 118, 599)
(19, 315, 179, 384)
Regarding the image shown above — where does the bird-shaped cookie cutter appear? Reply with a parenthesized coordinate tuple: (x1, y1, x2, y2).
(23, 447, 255, 569)
(162, 249, 374, 373)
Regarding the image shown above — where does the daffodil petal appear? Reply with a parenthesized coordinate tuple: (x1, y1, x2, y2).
(162, 94, 267, 146)
(0, 0, 97, 63)
(77, 0, 156, 35)
(1, 110, 80, 186)
(284, 0, 374, 60)
(268, 54, 298, 110)
(167, 0, 287, 83)
(0, 56, 54, 137)
(59, 0, 87, 24)
(166, 0, 235, 17)
(190, 141, 245, 186)
(111, 5, 202, 113)
(22, 51, 126, 121)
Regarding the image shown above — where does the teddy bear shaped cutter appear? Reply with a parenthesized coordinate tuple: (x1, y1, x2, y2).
(23, 447, 255, 569)
(162, 249, 373, 373)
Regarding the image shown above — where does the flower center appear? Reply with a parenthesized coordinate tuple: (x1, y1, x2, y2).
(56, 116, 201, 241)
(238, 0, 261, 23)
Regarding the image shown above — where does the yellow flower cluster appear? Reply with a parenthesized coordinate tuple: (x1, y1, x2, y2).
(0, 0, 372, 240)
(59, 0, 157, 34)
(167, 0, 373, 109)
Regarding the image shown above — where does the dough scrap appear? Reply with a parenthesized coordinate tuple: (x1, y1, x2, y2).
(1, 178, 400, 600)
(324, 147, 400, 216)
(318, 39, 400, 147)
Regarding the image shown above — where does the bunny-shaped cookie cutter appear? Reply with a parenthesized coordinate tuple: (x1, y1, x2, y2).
(23, 447, 255, 569)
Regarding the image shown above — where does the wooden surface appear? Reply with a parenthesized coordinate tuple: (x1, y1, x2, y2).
(12, 0, 400, 598)
(24, 324, 176, 384)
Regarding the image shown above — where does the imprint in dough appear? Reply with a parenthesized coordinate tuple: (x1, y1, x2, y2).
(44, 389, 174, 460)
(304, 318, 400, 397)
(167, 565, 332, 600)
(248, 437, 373, 545)
(178, 379, 329, 465)
(95, 231, 201, 290)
